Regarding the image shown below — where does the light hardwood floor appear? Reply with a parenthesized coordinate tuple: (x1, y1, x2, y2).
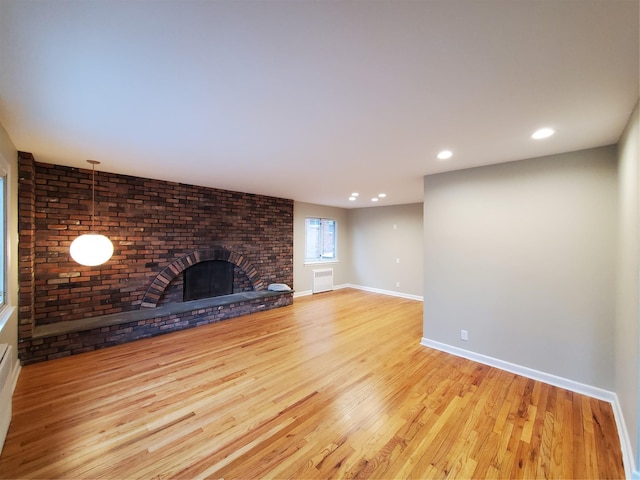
(0, 289, 625, 479)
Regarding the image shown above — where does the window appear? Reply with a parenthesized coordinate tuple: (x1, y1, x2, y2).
(0, 173, 5, 306)
(305, 217, 337, 263)
(0, 154, 9, 332)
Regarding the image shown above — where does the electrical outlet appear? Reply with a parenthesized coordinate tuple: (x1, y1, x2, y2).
(460, 329, 468, 341)
(396, 258, 400, 264)
(396, 282, 400, 287)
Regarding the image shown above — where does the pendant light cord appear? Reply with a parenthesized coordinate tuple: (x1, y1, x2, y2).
(91, 162, 95, 232)
(86, 159, 100, 233)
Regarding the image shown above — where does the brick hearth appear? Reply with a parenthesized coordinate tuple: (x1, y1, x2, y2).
(18, 153, 294, 364)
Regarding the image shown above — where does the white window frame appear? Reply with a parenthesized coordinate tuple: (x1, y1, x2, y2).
(304, 217, 338, 264)
(0, 154, 10, 330)
(0, 172, 5, 307)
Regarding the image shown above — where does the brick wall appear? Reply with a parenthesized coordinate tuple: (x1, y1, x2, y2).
(18, 153, 294, 363)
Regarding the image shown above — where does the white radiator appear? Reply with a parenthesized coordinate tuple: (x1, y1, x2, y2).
(312, 268, 334, 294)
(0, 344, 11, 454)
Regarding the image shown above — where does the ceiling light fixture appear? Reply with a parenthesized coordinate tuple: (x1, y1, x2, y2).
(531, 127, 554, 139)
(351, 192, 359, 197)
(437, 150, 453, 160)
(69, 160, 114, 266)
(378, 193, 386, 198)
(349, 196, 356, 201)
(371, 197, 379, 202)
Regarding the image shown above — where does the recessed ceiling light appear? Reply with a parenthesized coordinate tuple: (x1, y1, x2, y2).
(531, 128, 554, 139)
(371, 198, 379, 202)
(378, 193, 386, 198)
(351, 192, 359, 197)
(437, 150, 453, 160)
(349, 196, 356, 201)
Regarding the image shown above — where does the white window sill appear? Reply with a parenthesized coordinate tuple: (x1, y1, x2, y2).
(0, 305, 15, 334)
(304, 260, 340, 266)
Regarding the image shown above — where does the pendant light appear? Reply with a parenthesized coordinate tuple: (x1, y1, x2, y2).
(69, 160, 114, 266)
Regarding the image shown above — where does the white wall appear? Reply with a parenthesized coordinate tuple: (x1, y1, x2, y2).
(423, 146, 617, 389)
(348, 203, 423, 298)
(293, 202, 351, 294)
(616, 100, 640, 477)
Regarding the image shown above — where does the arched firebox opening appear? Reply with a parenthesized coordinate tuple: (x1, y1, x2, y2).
(140, 247, 264, 308)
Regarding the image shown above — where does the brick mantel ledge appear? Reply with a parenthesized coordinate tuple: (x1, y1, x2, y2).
(32, 290, 293, 339)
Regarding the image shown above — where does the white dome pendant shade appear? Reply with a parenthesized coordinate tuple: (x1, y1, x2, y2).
(70, 234, 114, 266)
(69, 160, 113, 266)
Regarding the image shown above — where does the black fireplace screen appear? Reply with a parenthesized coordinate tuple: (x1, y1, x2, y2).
(183, 260, 234, 301)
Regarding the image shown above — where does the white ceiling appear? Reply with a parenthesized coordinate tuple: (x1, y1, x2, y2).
(0, 0, 638, 208)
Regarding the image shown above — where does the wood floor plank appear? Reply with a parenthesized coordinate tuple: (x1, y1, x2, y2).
(0, 289, 626, 479)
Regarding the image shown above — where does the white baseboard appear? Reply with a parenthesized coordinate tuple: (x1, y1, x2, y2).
(293, 284, 423, 302)
(346, 284, 423, 301)
(421, 337, 635, 479)
(609, 392, 637, 480)
(293, 290, 312, 298)
(420, 337, 614, 400)
(10, 359, 20, 395)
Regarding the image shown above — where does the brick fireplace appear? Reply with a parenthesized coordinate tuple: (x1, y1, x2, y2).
(18, 153, 294, 364)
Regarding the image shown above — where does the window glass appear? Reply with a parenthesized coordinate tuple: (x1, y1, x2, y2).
(305, 217, 337, 263)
